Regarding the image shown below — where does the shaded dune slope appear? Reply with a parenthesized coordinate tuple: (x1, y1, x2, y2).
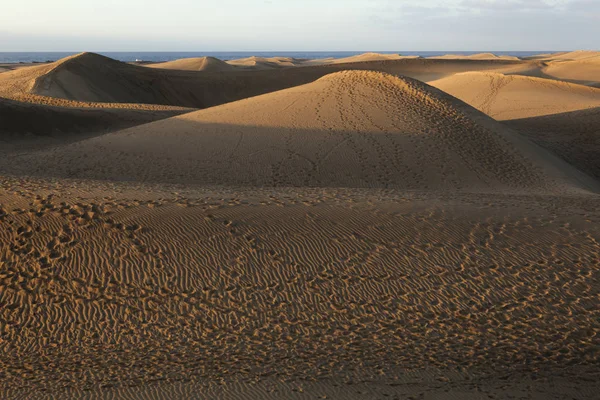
(430, 72, 600, 120)
(0, 96, 188, 138)
(5, 71, 596, 193)
(507, 107, 600, 180)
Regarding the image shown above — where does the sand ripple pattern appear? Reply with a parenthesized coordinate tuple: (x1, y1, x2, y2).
(0, 183, 598, 397)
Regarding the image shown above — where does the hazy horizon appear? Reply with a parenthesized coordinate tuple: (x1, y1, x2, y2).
(2, 0, 598, 52)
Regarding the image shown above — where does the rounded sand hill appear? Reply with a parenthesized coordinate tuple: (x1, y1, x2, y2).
(5, 71, 595, 193)
(147, 56, 236, 72)
(0, 52, 186, 105)
(430, 71, 600, 120)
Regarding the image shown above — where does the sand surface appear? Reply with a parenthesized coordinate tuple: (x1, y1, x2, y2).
(0, 52, 599, 399)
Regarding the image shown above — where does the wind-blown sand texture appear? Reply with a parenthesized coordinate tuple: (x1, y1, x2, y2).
(0, 52, 599, 399)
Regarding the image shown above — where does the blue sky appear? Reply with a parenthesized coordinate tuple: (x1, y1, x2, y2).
(1, 0, 598, 51)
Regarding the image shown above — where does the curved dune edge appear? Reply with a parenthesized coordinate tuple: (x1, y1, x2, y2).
(430, 71, 600, 120)
(2, 70, 596, 194)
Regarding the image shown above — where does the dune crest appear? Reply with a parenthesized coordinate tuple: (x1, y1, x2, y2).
(3, 70, 595, 193)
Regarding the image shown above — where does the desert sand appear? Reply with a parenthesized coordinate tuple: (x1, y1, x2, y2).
(0, 51, 599, 400)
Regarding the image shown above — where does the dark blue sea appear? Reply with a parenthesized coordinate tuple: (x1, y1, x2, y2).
(0, 51, 558, 64)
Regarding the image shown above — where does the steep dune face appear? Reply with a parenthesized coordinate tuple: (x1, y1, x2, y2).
(430, 72, 600, 120)
(147, 56, 236, 72)
(3, 71, 594, 193)
(0, 96, 188, 138)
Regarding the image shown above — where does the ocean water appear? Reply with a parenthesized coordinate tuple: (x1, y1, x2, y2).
(0, 51, 557, 63)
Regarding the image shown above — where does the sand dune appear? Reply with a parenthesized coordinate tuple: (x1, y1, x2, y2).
(327, 52, 417, 63)
(543, 56, 600, 86)
(535, 50, 600, 61)
(147, 56, 236, 72)
(2, 71, 594, 194)
(0, 52, 543, 109)
(0, 96, 188, 139)
(428, 52, 520, 61)
(226, 55, 304, 69)
(430, 71, 600, 120)
(0, 52, 324, 108)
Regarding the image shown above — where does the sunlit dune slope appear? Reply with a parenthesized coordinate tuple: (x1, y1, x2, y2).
(430, 71, 600, 120)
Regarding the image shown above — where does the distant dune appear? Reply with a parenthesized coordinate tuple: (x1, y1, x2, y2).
(535, 50, 600, 61)
(430, 71, 600, 120)
(428, 53, 521, 61)
(147, 56, 236, 72)
(3, 71, 594, 193)
(0, 52, 537, 108)
(226, 56, 304, 69)
(543, 52, 600, 86)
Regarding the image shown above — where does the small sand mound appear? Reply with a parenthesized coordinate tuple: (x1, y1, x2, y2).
(6, 71, 595, 193)
(147, 56, 235, 72)
(430, 71, 600, 120)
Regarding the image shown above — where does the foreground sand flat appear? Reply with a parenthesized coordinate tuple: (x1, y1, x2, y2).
(0, 180, 598, 399)
(0, 52, 599, 399)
